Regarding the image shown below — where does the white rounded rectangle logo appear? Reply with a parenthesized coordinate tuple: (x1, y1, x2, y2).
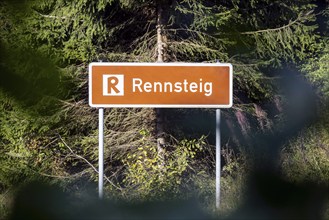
(102, 74, 124, 96)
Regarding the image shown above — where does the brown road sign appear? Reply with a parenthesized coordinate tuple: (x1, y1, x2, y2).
(89, 63, 233, 108)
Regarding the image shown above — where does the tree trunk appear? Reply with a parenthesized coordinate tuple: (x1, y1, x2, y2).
(156, 3, 166, 63)
(156, 0, 168, 171)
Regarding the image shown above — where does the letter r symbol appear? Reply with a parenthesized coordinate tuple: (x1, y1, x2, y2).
(103, 74, 124, 96)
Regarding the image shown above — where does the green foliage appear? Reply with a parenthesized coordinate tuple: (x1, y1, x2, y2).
(0, 94, 69, 188)
(191, 146, 248, 215)
(303, 42, 329, 98)
(2, 0, 320, 103)
(0, 190, 11, 219)
(281, 119, 329, 185)
(237, 1, 318, 63)
(243, 14, 318, 62)
(122, 135, 207, 200)
(233, 62, 274, 101)
(6, 0, 157, 62)
(168, 0, 234, 62)
(219, 147, 248, 214)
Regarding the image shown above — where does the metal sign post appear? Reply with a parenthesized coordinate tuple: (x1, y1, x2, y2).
(216, 109, 221, 209)
(98, 108, 104, 199)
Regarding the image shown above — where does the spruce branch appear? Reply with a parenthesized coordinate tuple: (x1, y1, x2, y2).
(35, 11, 68, 20)
(37, 170, 88, 179)
(241, 10, 314, 35)
(58, 135, 123, 191)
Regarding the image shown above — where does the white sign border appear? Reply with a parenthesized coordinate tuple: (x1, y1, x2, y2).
(89, 62, 233, 108)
